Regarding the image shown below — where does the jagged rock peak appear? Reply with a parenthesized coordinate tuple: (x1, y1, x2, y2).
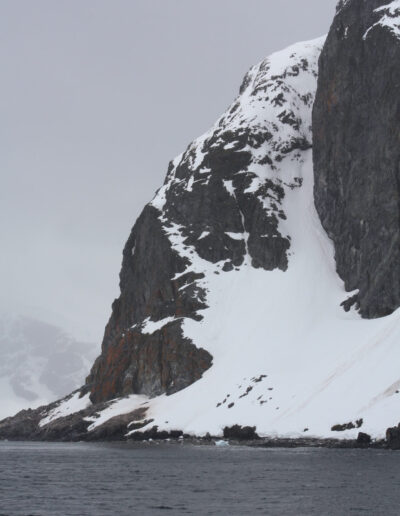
(313, 0, 400, 318)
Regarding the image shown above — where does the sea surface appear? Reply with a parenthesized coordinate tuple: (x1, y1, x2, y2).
(1, 441, 400, 515)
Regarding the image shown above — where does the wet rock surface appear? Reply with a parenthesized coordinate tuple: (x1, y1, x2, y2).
(313, 0, 400, 318)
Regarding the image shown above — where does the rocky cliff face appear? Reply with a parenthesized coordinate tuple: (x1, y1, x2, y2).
(87, 39, 320, 403)
(313, 0, 400, 318)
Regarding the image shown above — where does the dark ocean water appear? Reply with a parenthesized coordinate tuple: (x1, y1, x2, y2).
(1, 441, 400, 516)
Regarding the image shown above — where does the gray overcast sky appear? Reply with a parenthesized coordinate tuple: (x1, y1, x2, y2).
(1, 0, 338, 343)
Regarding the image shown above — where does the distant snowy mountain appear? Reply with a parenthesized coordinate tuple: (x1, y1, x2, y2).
(2, 0, 400, 444)
(0, 315, 97, 419)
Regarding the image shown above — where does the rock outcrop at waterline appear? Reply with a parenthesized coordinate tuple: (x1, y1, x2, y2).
(313, 0, 400, 318)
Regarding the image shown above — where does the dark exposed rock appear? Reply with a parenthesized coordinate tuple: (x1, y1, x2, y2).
(128, 426, 183, 441)
(0, 392, 93, 441)
(357, 432, 372, 445)
(223, 425, 260, 440)
(340, 294, 360, 313)
(86, 205, 212, 403)
(89, 320, 212, 403)
(386, 423, 400, 449)
(239, 386, 253, 398)
(0, 391, 149, 442)
(0, 407, 45, 440)
(313, 0, 400, 318)
(86, 409, 150, 441)
(251, 374, 267, 383)
(331, 419, 363, 432)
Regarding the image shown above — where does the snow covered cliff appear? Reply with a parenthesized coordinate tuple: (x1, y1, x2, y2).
(2, 0, 400, 444)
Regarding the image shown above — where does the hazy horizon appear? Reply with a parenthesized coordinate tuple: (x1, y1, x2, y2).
(1, 0, 338, 342)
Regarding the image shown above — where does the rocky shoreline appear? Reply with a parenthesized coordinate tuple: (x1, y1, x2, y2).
(0, 434, 392, 450)
(1, 406, 400, 450)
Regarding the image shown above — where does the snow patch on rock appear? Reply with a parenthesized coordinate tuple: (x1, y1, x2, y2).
(141, 316, 180, 334)
(364, 0, 400, 40)
(86, 394, 148, 431)
(39, 392, 91, 427)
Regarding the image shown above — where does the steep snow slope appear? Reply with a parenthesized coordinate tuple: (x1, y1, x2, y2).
(35, 35, 400, 440)
(0, 315, 97, 419)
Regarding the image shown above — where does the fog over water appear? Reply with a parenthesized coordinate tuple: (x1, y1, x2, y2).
(1, 1, 337, 342)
